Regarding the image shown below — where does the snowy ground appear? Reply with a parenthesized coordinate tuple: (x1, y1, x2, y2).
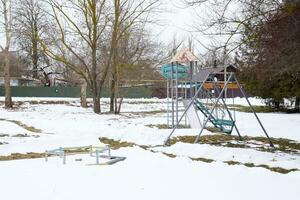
(0, 97, 300, 200)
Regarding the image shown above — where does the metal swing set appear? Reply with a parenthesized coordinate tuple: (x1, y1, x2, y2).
(160, 50, 274, 147)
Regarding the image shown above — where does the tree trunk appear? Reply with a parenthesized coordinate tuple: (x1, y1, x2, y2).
(91, 80, 101, 113)
(4, 49, 12, 108)
(114, 79, 120, 114)
(32, 38, 38, 79)
(109, 0, 120, 114)
(116, 97, 123, 114)
(92, 95, 100, 114)
(295, 97, 300, 111)
(274, 100, 280, 109)
(80, 82, 87, 108)
(110, 78, 115, 112)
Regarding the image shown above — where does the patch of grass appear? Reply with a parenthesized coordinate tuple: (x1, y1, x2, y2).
(27, 100, 71, 105)
(223, 142, 247, 149)
(224, 160, 241, 165)
(99, 137, 135, 150)
(243, 136, 300, 153)
(162, 152, 177, 158)
(0, 152, 45, 161)
(0, 134, 9, 137)
(229, 105, 276, 113)
(169, 134, 300, 154)
(190, 157, 214, 163)
(224, 160, 299, 174)
(169, 134, 241, 145)
(12, 134, 31, 137)
(145, 124, 190, 129)
(0, 118, 42, 133)
(228, 104, 300, 113)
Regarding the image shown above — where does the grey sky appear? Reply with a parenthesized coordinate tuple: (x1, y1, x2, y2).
(0, 0, 214, 54)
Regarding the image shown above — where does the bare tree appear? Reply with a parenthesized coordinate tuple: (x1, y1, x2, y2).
(1, 0, 13, 108)
(108, 0, 160, 113)
(13, 0, 51, 79)
(39, 0, 109, 113)
(184, 0, 282, 55)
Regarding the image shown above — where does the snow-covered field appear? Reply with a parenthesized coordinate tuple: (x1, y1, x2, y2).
(0, 97, 300, 200)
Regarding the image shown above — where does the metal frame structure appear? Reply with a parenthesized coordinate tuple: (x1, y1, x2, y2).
(45, 145, 126, 165)
(166, 61, 197, 128)
(164, 72, 274, 147)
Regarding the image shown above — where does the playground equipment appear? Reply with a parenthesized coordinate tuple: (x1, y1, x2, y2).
(45, 145, 126, 165)
(160, 48, 274, 147)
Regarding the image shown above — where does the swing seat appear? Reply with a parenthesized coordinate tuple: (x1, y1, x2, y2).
(194, 99, 235, 134)
(214, 119, 235, 126)
(216, 119, 235, 134)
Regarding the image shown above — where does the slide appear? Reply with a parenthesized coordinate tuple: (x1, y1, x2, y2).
(182, 99, 202, 129)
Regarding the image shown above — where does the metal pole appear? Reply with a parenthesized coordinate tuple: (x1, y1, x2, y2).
(171, 62, 174, 128)
(89, 145, 93, 156)
(62, 151, 66, 165)
(176, 61, 179, 125)
(235, 76, 274, 147)
(220, 97, 242, 140)
(164, 74, 210, 145)
(108, 148, 111, 158)
(194, 73, 234, 143)
(167, 80, 170, 128)
(59, 147, 63, 158)
(45, 150, 48, 162)
(190, 61, 193, 98)
(209, 84, 242, 140)
(96, 150, 99, 165)
(185, 81, 187, 127)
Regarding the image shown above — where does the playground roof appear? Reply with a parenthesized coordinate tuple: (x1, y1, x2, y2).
(170, 48, 198, 63)
(192, 65, 237, 82)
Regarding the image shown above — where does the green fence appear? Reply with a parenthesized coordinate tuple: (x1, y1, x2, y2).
(0, 86, 154, 98)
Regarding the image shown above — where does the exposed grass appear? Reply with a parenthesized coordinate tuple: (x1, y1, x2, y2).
(224, 160, 240, 165)
(224, 160, 299, 174)
(11, 134, 31, 138)
(169, 134, 239, 145)
(229, 104, 276, 113)
(228, 104, 300, 113)
(0, 134, 9, 137)
(169, 134, 300, 154)
(190, 157, 214, 163)
(145, 124, 190, 129)
(162, 152, 177, 158)
(0, 118, 42, 133)
(0, 152, 45, 161)
(28, 100, 71, 105)
(99, 137, 135, 150)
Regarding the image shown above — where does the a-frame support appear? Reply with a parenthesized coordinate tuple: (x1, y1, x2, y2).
(164, 74, 210, 145)
(194, 73, 234, 143)
(164, 72, 274, 148)
(234, 75, 274, 147)
(201, 82, 242, 140)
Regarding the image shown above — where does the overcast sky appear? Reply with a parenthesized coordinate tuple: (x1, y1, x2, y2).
(152, 0, 225, 55)
(0, 0, 215, 54)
